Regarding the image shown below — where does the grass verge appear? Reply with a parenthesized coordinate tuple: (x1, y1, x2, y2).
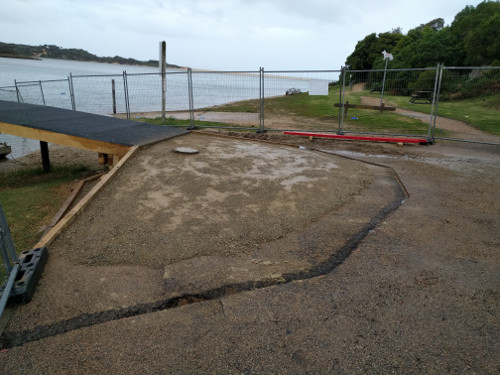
(0, 165, 96, 285)
(382, 93, 500, 135)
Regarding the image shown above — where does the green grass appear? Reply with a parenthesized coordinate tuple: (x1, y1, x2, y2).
(382, 93, 500, 135)
(141, 116, 254, 129)
(0, 165, 96, 285)
(202, 87, 431, 135)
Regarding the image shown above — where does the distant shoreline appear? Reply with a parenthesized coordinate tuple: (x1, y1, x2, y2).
(0, 41, 185, 69)
(0, 53, 41, 61)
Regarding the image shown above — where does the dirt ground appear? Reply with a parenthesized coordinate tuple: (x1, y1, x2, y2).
(0, 144, 105, 173)
(0, 130, 499, 374)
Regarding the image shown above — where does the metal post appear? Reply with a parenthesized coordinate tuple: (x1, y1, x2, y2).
(338, 67, 343, 134)
(0, 204, 18, 267)
(379, 58, 388, 114)
(339, 66, 347, 135)
(430, 64, 444, 142)
(39, 81, 46, 106)
(69, 74, 76, 111)
(259, 67, 263, 132)
(123, 71, 131, 120)
(187, 68, 196, 130)
(1, 229, 14, 274)
(0, 263, 19, 321)
(427, 64, 441, 143)
(257, 67, 266, 133)
(160, 41, 167, 124)
(14, 80, 21, 103)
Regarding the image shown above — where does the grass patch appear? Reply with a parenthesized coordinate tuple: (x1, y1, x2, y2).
(0, 165, 96, 285)
(140, 116, 253, 129)
(383, 93, 500, 135)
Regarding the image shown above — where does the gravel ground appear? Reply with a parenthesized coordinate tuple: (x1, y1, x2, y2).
(0, 133, 499, 374)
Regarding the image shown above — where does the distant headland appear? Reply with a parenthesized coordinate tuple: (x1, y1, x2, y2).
(0, 42, 184, 69)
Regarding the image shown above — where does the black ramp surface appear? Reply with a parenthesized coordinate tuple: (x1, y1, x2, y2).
(0, 100, 188, 146)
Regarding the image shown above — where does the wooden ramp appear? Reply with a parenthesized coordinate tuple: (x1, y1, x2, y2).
(0, 100, 188, 165)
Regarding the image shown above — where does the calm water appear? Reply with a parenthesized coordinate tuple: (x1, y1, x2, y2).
(0, 58, 323, 158)
(0, 58, 161, 159)
(0, 57, 160, 87)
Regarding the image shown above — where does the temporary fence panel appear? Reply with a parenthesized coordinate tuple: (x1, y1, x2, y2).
(0, 86, 17, 102)
(189, 70, 262, 129)
(0, 66, 498, 145)
(71, 74, 127, 115)
(11, 79, 73, 110)
(339, 67, 438, 141)
(262, 70, 341, 132)
(0, 203, 18, 321)
(432, 66, 500, 145)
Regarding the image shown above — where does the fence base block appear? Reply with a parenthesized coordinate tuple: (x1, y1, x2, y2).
(0, 247, 49, 304)
(284, 132, 429, 145)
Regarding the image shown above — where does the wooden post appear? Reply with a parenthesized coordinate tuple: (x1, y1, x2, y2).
(160, 41, 166, 124)
(344, 101, 349, 116)
(40, 141, 50, 173)
(112, 79, 116, 114)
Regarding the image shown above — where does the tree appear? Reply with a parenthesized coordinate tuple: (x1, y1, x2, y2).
(393, 26, 464, 68)
(451, 1, 500, 66)
(346, 30, 403, 70)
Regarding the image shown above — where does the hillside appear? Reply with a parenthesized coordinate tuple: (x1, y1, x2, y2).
(0, 42, 183, 69)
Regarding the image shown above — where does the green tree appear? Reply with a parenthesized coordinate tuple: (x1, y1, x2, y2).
(393, 26, 464, 68)
(451, 1, 500, 65)
(346, 31, 403, 70)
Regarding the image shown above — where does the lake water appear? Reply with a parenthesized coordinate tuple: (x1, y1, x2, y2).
(0, 58, 164, 159)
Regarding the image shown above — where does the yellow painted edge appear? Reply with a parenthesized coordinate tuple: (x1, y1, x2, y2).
(0, 122, 130, 158)
(35, 145, 139, 249)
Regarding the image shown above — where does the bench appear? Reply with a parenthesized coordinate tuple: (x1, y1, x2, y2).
(334, 101, 396, 114)
(410, 90, 433, 103)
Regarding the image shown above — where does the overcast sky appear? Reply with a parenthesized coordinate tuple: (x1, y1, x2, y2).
(0, 0, 482, 70)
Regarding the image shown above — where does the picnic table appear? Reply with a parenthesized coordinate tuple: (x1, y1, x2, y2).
(410, 90, 433, 103)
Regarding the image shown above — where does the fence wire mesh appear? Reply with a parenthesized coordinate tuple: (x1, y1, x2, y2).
(261, 70, 341, 132)
(1, 66, 499, 145)
(71, 74, 126, 115)
(433, 66, 500, 144)
(338, 67, 438, 139)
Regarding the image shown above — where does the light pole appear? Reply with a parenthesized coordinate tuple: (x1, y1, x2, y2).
(380, 50, 393, 113)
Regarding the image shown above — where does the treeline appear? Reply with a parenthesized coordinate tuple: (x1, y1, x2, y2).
(0, 42, 182, 69)
(346, 1, 500, 69)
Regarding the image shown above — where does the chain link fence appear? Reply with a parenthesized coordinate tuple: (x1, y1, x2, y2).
(1, 66, 499, 145)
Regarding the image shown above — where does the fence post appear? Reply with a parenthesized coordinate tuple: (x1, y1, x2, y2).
(14, 80, 21, 103)
(69, 74, 76, 111)
(430, 64, 444, 142)
(0, 203, 19, 320)
(257, 67, 266, 133)
(187, 68, 196, 130)
(338, 66, 347, 135)
(123, 71, 131, 120)
(39, 81, 46, 106)
(426, 64, 441, 143)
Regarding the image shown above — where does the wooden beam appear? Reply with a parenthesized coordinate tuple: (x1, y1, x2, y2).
(40, 141, 50, 172)
(0, 122, 131, 158)
(334, 103, 396, 111)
